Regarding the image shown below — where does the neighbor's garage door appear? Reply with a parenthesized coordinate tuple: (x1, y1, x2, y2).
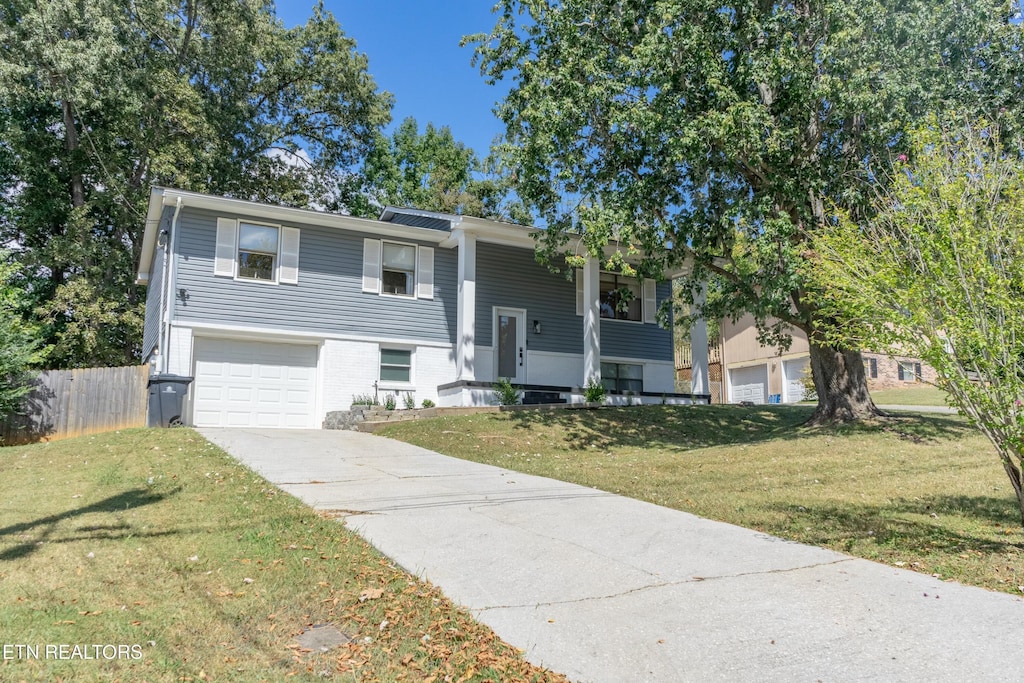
(783, 357, 810, 403)
(729, 365, 768, 404)
(192, 338, 318, 428)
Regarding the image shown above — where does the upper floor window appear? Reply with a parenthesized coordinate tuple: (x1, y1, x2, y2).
(362, 238, 434, 300)
(576, 269, 658, 324)
(237, 223, 279, 281)
(600, 273, 641, 321)
(382, 242, 417, 296)
(214, 218, 299, 285)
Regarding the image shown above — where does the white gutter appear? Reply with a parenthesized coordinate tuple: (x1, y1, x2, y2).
(159, 196, 182, 374)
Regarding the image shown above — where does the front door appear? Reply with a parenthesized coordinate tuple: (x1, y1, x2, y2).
(495, 308, 526, 383)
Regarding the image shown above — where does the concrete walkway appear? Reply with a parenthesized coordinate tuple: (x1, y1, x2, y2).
(201, 428, 1022, 682)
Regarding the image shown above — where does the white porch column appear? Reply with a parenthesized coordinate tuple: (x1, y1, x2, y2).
(690, 285, 710, 396)
(456, 231, 476, 380)
(582, 256, 601, 385)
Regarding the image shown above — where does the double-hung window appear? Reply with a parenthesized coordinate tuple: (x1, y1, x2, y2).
(380, 349, 412, 383)
(214, 218, 300, 284)
(599, 273, 642, 321)
(362, 239, 434, 299)
(577, 270, 657, 324)
(864, 357, 878, 379)
(601, 362, 643, 393)
(237, 223, 279, 281)
(382, 242, 416, 296)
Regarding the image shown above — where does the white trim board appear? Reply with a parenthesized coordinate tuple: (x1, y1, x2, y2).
(175, 321, 455, 350)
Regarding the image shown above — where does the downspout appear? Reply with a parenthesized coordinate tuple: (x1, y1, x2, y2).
(159, 196, 182, 375)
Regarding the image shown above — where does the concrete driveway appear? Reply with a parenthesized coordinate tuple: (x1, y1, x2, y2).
(200, 427, 1023, 682)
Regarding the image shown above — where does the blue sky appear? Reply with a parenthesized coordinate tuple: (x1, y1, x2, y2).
(277, 1, 510, 161)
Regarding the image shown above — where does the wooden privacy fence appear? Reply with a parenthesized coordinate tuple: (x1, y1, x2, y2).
(1, 365, 150, 445)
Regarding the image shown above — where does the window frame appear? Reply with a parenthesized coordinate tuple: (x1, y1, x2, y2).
(235, 221, 281, 284)
(897, 360, 921, 382)
(864, 357, 878, 379)
(379, 347, 414, 387)
(599, 272, 643, 323)
(600, 361, 644, 394)
(380, 240, 417, 298)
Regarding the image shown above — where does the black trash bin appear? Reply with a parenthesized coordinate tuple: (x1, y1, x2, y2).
(147, 374, 194, 427)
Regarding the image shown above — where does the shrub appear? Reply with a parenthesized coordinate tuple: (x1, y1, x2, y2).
(351, 393, 379, 406)
(383, 394, 397, 411)
(583, 378, 606, 404)
(421, 399, 436, 408)
(492, 377, 521, 406)
(403, 392, 416, 409)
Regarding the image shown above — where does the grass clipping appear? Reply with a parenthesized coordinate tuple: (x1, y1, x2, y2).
(0, 428, 566, 682)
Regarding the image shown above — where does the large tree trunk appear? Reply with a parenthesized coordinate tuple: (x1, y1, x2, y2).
(806, 343, 882, 425)
(61, 99, 86, 209)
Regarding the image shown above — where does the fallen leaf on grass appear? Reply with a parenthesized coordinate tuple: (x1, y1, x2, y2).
(359, 588, 384, 602)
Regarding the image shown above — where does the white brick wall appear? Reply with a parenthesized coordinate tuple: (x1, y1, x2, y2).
(409, 345, 457, 407)
(320, 339, 380, 414)
(166, 326, 194, 376)
(320, 339, 456, 412)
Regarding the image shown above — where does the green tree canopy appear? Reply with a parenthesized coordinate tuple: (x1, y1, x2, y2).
(0, 255, 42, 422)
(349, 116, 528, 222)
(470, 0, 1023, 422)
(813, 120, 1024, 524)
(0, 0, 392, 367)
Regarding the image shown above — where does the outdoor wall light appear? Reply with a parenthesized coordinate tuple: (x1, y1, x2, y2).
(533, 320, 542, 334)
(178, 288, 190, 302)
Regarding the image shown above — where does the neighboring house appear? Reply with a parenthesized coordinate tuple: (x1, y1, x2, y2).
(716, 313, 937, 404)
(136, 188, 712, 428)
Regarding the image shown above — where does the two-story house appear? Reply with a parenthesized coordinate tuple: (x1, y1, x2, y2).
(136, 188, 711, 428)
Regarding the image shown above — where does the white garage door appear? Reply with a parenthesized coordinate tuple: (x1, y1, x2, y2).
(192, 338, 318, 428)
(783, 358, 810, 403)
(730, 365, 768, 404)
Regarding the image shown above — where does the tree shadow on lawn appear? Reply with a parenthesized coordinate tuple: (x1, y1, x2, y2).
(0, 487, 181, 562)
(504, 405, 974, 452)
(773, 494, 1023, 556)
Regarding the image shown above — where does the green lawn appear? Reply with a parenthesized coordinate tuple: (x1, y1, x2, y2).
(0, 429, 565, 683)
(380, 405, 1024, 594)
(870, 384, 950, 406)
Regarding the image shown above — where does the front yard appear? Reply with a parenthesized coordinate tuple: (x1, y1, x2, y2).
(0, 429, 565, 682)
(380, 405, 1024, 594)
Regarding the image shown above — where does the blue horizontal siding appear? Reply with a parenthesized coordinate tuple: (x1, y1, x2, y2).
(475, 242, 581, 354)
(141, 206, 174, 361)
(602, 281, 673, 361)
(474, 243, 673, 361)
(172, 208, 457, 344)
(141, 245, 164, 361)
